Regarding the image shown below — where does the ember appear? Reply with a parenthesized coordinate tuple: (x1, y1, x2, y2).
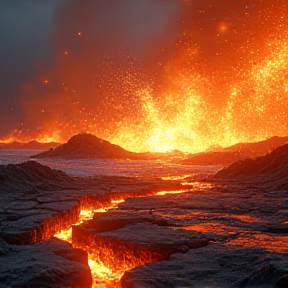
(1, 1, 287, 154)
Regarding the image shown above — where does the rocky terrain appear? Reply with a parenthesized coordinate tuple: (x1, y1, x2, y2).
(0, 160, 183, 287)
(73, 182, 288, 288)
(1, 137, 288, 287)
(181, 136, 288, 165)
(215, 142, 288, 189)
(0, 238, 92, 288)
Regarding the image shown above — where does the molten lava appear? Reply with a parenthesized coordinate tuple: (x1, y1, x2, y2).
(54, 199, 125, 286)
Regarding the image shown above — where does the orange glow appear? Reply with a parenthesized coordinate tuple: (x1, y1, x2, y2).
(218, 22, 228, 33)
(55, 198, 126, 284)
(161, 175, 192, 181)
(1, 2, 287, 153)
(226, 234, 288, 253)
(156, 189, 187, 196)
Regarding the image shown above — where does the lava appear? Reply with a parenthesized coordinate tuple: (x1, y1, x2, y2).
(54, 199, 125, 287)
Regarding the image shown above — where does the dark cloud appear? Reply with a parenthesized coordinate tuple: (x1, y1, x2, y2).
(0, 0, 63, 135)
(0, 0, 287, 152)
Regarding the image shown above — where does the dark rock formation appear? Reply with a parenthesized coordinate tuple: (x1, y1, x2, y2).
(182, 136, 288, 165)
(31, 133, 147, 160)
(0, 160, 186, 286)
(73, 221, 209, 274)
(215, 143, 288, 189)
(0, 161, 183, 245)
(0, 140, 60, 150)
(73, 184, 288, 287)
(121, 244, 288, 288)
(0, 238, 92, 288)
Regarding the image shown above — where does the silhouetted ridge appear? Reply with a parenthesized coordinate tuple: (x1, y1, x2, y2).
(31, 133, 140, 159)
(215, 143, 288, 189)
(0, 140, 60, 150)
(181, 136, 288, 165)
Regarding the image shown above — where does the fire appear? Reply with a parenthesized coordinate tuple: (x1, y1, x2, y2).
(1, 1, 287, 153)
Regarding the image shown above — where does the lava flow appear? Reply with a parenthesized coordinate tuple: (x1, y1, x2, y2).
(55, 199, 125, 287)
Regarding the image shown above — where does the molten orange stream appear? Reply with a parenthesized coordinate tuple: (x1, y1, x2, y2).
(54, 199, 125, 287)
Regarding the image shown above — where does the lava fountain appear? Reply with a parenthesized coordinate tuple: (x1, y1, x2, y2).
(1, 1, 287, 153)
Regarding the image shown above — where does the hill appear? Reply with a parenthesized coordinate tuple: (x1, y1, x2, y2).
(31, 133, 147, 160)
(181, 136, 288, 165)
(215, 143, 288, 189)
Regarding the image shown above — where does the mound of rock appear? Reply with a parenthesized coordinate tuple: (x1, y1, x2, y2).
(31, 133, 144, 160)
(0, 238, 92, 288)
(0, 160, 77, 191)
(182, 136, 288, 165)
(215, 143, 288, 189)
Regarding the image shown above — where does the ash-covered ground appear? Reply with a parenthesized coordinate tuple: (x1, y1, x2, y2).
(0, 143, 288, 288)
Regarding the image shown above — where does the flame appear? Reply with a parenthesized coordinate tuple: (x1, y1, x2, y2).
(1, 1, 287, 153)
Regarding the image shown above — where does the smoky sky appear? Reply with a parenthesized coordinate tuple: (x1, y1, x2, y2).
(0, 0, 183, 137)
(0, 0, 64, 135)
(0, 0, 279, 142)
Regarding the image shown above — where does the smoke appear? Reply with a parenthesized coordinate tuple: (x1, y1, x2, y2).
(4, 0, 287, 152)
(18, 0, 182, 141)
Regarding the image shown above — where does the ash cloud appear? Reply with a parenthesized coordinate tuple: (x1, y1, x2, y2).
(16, 0, 183, 141)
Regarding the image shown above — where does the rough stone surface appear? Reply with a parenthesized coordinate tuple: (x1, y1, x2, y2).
(73, 221, 209, 273)
(1, 152, 288, 287)
(121, 244, 288, 288)
(0, 160, 184, 286)
(215, 143, 288, 189)
(0, 238, 92, 288)
(182, 136, 288, 165)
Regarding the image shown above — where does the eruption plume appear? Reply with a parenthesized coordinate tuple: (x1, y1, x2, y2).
(2, 0, 288, 152)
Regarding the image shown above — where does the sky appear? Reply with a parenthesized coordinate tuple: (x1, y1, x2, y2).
(0, 0, 287, 152)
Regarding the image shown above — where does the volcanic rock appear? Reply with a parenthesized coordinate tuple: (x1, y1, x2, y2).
(0, 160, 78, 192)
(31, 133, 149, 160)
(121, 244, 288, 288)
(215, 143, 288, 189)
(0, 237, 92, 288)
(181, 136, 288, 165)
(73, 221, 209, 274)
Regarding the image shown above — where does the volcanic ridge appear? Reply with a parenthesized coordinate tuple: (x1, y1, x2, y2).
(182, 136, 288, 165)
